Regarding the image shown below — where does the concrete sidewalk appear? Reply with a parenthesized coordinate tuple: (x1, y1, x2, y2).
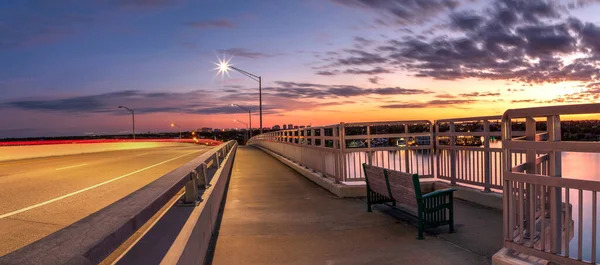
(211, 146, 502, 265)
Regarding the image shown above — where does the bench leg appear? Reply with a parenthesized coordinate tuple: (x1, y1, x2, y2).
(366, 191, 372, 212)
(417, 220, 424, 240)
(449, 197, 455, 233)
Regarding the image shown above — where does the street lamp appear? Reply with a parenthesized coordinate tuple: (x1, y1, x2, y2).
(216, 59, 263, 134)
(231, 103, 252, 138)
(171, 123, 182, 139)
(234, 119, 249, 142)
(118, 106, 135, 139)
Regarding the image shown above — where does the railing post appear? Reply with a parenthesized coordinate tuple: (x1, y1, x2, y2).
(547, 114, 563, 253)
(338, 122, 346, 182)
(449, 122, 457, 185)
(483, 120, 491, 192)
(367, 125, 373, 165)
(404, 124, 410, 173)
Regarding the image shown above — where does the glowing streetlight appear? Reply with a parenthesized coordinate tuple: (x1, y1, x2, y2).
(118, 106, 135, 139)
(234, 119, 249, 142)
(231, 103, 252, 138)
(171, 123, 182, 139)
(214, 56, 263, 134)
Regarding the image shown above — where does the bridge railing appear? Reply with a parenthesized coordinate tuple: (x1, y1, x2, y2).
(0, 140, 238, 265)
(502, 104, 600, 265)
(250, 121, 434, 182)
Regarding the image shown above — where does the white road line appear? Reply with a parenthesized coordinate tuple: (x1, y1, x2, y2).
(0, 150, 201, 220)
(55, 164, 88, 171)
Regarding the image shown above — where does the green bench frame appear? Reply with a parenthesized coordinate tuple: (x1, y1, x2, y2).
(362, 163, 456, 239)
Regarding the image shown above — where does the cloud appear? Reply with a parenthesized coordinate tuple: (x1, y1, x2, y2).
(217, 48, 281, 58)
(266, 81, 431, 99)
(381, 99, 477, 109)
(330, 0, 464, 26)
(344, 67, 392, 75)
(337, 49, 388, 66)
(459, 91, 501, 97)
(368, 76, 382, 84)
(187, 19, 236, 29)
(435, 94, 456, 98)
(315, 70, 339, 76)
(318, 0, 600, 88)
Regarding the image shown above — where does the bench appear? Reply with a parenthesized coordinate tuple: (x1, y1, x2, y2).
(362, 163, 456, 239)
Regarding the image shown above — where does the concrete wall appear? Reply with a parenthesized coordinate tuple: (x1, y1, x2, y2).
(0, 142, 193, 162)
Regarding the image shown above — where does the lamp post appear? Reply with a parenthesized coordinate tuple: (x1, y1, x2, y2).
(171, 123, 182, 139)
(118, 106, 135, 139)
(217, 60, 263, 135)
(232, 103, 252, 138)
(234, 119, 249, 142)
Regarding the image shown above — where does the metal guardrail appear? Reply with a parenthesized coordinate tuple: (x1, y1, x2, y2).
(502, 104, 600, 265)
(0, 140, 237, 265)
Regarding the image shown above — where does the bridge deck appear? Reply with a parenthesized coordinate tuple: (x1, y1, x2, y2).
(210, 146, 502, 265)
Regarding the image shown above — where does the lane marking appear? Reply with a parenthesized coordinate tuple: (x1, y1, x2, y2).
(0, 150, 201, 219)
(55, 164, 88, 171)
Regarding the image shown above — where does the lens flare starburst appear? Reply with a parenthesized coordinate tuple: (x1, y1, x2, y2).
(213, 55, 233, 79)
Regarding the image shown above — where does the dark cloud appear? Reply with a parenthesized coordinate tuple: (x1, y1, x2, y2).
(353, 36, 374, 48)
(337, 49, 388, 66)
(319, 0, 600, 87)
(316, 70, 339, 76)
(330, 0, 463, 25)
(344, 67, 392, 75)
(381, 99, 477, 109)
(187, 19, 235, 29)
(459, 91, 501, 97)
(217, 48, 281, 58)
(268, 81, 432, 99)
(368, 76, 382, 84)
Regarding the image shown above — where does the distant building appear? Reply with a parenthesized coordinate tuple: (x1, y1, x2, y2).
(288, 124, 293, 130)
(272, 125, 281, 130)
(201, 127, 212, 133)
(283, 124, 287, 130)
(213, 128, 222, 133)
(299, 125, 305, 129)
(293, 126, 299, 129)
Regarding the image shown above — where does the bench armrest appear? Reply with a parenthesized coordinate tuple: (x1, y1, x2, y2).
(422, 188, 456, 199)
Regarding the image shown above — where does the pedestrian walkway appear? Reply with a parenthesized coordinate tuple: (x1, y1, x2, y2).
(211, 146, 502, 265)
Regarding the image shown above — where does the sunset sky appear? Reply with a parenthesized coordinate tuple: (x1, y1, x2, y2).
(1, 0, 600, 137)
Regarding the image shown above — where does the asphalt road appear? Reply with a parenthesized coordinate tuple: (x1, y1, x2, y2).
(0, 144, 211, 257)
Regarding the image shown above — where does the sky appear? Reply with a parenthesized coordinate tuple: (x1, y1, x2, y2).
(1, 0, 600, 138)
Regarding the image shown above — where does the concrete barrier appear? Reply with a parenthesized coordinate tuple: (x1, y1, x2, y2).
(0, 142, 194, 162)
(159, 141, 237, 265)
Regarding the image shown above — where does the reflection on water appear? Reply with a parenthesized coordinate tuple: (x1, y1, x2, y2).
(346, 144, 600, 261)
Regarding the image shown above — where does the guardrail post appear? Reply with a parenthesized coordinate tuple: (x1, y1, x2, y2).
(483, 120, 491, 192)
(183, 171, 200, 205)
(197, 162, 209, 188)
(449, 122, 457, 185)
(215, 152, 221, 168)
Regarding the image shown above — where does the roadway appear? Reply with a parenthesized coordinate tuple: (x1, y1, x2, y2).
(0, 144, 211, 257)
